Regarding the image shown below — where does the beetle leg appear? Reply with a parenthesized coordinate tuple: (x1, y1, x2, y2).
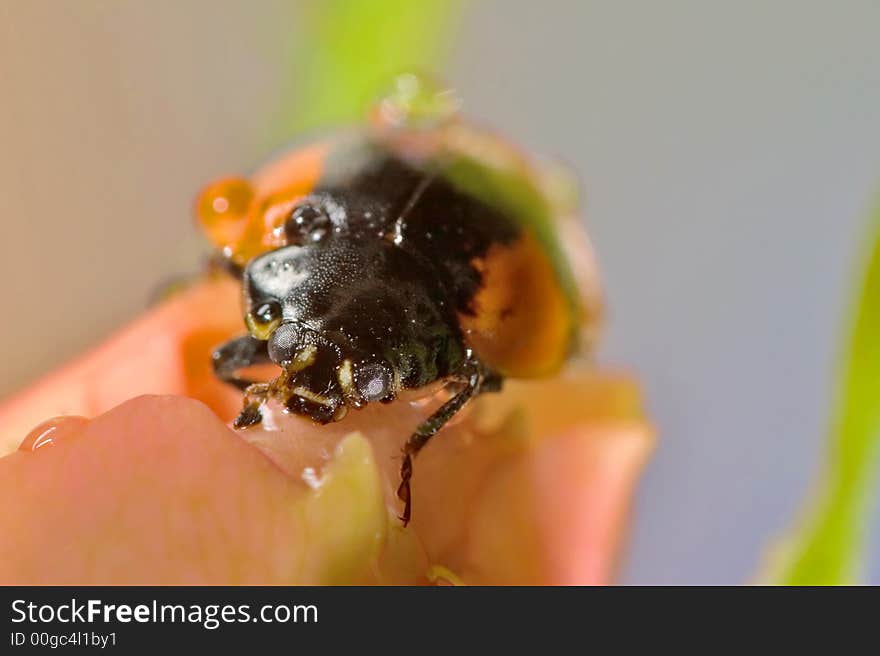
(208, 251, 245, 279)
(212, 334, 271, 391)
(212, 334, 278, 429)
(148, 254, 243, 306)
(397, 358, 502, 525)
(235, 382, 271, 429)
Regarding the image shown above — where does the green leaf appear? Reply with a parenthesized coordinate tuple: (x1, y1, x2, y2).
(777, 195, 880, 584)
(274, 0, 462, 139)
(442, 153, 583, 331)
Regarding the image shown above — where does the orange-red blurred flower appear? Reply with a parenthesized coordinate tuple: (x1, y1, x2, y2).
(0, 279, 652, 585)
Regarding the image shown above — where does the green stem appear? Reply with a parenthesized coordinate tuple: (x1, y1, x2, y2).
(274, 0, 462, 140)
(780, 195, 880, 584)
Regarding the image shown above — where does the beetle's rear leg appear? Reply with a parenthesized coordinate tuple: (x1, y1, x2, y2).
(212, 334, 273, 428)
(397, 358, 502, 525)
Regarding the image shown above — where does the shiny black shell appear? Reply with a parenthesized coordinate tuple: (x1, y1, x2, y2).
(199, 124, 594, 418)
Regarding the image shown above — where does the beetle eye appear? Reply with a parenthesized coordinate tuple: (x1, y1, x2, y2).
(285, 204, 331, 244)
(354, 364, 394, 402)
(245, 300, 282, 340)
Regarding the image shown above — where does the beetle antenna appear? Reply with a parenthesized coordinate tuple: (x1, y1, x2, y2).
(391, 171, 436, 245)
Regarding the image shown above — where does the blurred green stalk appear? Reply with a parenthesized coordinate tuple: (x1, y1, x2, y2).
(276, 0, 462, 139)
(779, 196, 880, 584)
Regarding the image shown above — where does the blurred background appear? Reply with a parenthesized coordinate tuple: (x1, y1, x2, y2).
(2, 0, 879, 584)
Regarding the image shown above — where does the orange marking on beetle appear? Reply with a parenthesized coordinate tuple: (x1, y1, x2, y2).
(461, 232, 572, 378)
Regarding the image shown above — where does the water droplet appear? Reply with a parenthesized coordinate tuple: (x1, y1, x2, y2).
(536, 156, 581, 215)
(195, 177, 254, 250)
(372, 73, 461, 130)
(19, 416, 88, 452)
(301, 467, 322, 489)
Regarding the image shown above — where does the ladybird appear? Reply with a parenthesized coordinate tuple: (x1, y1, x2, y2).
(196, 75, 602, 524)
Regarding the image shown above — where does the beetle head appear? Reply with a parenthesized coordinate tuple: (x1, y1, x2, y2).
(242, 242, 398, 422)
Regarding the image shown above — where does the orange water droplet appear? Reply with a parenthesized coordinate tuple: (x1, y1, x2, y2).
(19, 416, 88, 452)
(195, 177, 254, 252)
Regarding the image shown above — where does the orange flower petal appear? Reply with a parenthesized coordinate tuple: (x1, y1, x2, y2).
(0, 279, 653, 584)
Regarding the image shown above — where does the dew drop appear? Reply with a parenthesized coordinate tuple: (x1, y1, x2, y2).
(371, 73, 461, 130)
(301, 467, 322, 489)
(19, 416, 88, 452)
(195, 177, 254, 249)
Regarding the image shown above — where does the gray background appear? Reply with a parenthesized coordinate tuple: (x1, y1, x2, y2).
(1, 1, 879, 584)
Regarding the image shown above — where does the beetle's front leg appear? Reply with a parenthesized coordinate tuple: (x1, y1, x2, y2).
(235, 382, 271, 429)
(212, 334, 274, 428)
(212, 334, 271, 392)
